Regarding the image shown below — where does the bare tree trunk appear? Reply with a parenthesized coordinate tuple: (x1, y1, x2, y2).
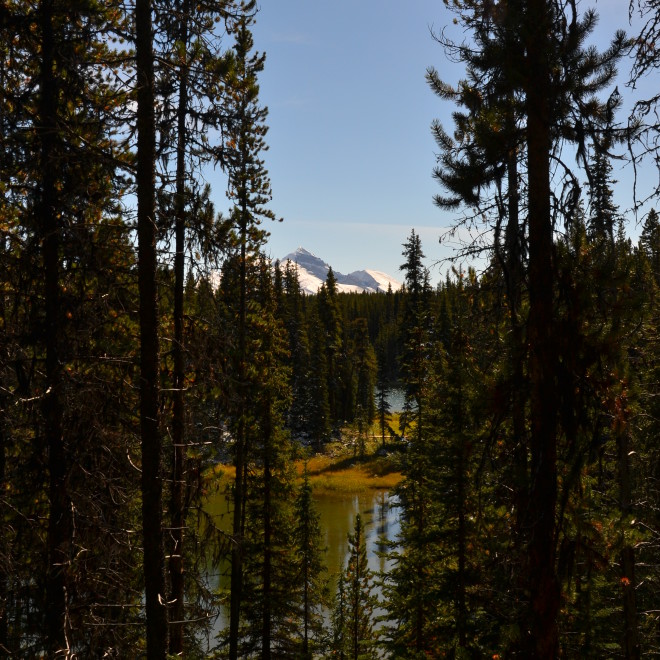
(136, 0, 168, 655)
(524, 0, 560, 655)
(504, 119, 528, 543)
(0, 18, 9, 653)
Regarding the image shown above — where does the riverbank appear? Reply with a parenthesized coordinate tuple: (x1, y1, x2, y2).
(209, 423, 405, 496)
(296, 442, 402, 494)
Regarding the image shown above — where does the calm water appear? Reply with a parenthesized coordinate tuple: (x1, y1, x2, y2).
(315, 490, 400, 581)
(202, 488, 400, 635)
(386, 388, 405, 413)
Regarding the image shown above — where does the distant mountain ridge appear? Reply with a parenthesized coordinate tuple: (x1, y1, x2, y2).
(281, 247, 402, 295)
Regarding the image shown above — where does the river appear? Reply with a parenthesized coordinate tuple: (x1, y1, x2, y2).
(203, 488, 400, 638)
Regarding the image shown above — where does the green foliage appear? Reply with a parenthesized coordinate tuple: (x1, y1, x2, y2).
(293, 468, 329, 658)
(332, 514, 377, 660)
(3, 0, 660, 656)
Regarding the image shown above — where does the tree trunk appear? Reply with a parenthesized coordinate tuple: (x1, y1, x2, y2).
(136, 0, 168, 655)
(0, 403, 6, 655)
(39, 1, 72, 653)
(303, 516, 310, 658)
(524, 0, 560, 655)
(503, 113, 530, 631)
(456, 432, 467, 649)
(618, 428, 640, 659)
(0, 17, 9, 652)
(229, 199, 249, 660)
(261, 405, 272, 660)
(168, 0, 191, 653)
(415, 405, 424, 654)
(504, 116, 528, 543)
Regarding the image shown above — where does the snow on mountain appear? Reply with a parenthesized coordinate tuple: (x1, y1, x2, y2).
(281, 247, 402, 295)
(341, 269, 402, 293)
(282, 247, 329, 281)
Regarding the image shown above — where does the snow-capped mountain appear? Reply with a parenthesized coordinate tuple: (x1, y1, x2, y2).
(281, 247, 402, 295)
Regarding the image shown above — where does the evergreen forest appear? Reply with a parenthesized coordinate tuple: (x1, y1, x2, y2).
(3, 0, 660, 658)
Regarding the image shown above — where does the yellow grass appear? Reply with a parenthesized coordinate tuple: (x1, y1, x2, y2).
(209, 424, 404, 496)
(298, 451, 402, 495)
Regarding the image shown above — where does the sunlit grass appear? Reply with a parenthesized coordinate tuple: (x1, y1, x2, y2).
(209, 418, 405, 496)
(299, 451, 402, 495)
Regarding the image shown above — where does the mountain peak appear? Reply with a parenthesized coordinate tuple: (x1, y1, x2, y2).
(293, 246, 316, 257)
(281, 247, 401, 295)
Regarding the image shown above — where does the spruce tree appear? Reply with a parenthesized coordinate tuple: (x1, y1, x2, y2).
(281, 261, 313, 438)
(306, 305, 332, 449)
(431, 2, 627, 653)
(317, 268, 345, 428)
(348, 318, 377, 455)
(220, 5, 279, 655)
(375, 338, 391, 449)
(293, 467, 328, 658)
(152, 1, 236, 649)
(343, 514, 376, 660)
(331, 572, 349, 660)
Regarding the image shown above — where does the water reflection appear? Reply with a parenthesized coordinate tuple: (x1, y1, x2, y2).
(203, 489, 400, 636)
(314, 490, 399, 585)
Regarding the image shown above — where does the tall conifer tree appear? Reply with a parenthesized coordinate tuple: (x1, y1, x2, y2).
(136, 0, 169, 654)
(220, 4, 278, 655)
(293, 468, 328, 658)
(430, 2, 626, 653)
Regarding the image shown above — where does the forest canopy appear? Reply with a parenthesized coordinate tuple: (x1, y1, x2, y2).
(1, 0, 660, 658)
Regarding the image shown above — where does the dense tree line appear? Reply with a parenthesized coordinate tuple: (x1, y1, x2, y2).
(0, 0, 391, 655)
(2, 0, 660, 658)
(376, 0, 660, 657)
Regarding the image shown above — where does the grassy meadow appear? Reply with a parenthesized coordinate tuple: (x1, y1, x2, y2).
(210, 413, 405, 495)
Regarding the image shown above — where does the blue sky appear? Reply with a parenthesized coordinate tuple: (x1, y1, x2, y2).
(207, 0, 654, 284)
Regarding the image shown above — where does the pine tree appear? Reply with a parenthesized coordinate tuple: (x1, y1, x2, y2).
(343, 514, 376, 660)
(220, 5, 279, 655)
(0, 1, 145, 654)
(640, 208, 660, 282)
(136, 0, 169, 654)
(317, 268, 345, 428)
(293, 467, 328, 658)
(630, 0, 660, 192)
(331, 572, 348, 660)
(430, 2, 627, 653)
(152, 1, 236, 649)
(223, 257, 302, 658)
